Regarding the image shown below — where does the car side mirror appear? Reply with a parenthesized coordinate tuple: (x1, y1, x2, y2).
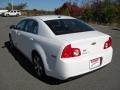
(10, 25, 16, 29)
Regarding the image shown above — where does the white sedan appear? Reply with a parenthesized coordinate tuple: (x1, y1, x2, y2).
(9, 15, 113, 80)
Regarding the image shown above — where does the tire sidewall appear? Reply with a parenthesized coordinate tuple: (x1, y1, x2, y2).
(6, 14, 9, 17)
(9, 34, 14, 48)
(32, 52, 45, 78)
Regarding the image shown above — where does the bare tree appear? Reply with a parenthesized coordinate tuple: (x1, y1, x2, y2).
(5, 3, 27, 10)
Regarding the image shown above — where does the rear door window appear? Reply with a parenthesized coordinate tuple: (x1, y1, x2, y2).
(25, 20, 38, 34)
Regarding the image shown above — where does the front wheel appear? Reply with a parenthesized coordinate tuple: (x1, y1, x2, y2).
(32, 52, 45, 78)
(6, 14, 9, 17)
(9, 34, 14, 48)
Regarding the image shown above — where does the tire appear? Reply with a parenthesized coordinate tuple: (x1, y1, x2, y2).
(6, 14, 9, 17)
(32, 52, 45, 78)
(9, 34, 14, 48)
(16, 14, 19, 17)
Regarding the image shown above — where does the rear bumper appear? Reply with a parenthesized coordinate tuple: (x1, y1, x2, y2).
(47, 47, 113, 80)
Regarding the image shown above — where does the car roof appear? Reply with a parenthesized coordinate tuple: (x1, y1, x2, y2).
(26, 15, 75, 21)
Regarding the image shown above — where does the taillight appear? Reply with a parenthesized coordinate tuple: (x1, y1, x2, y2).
(61, 44, 81, 58)
(104, 37, 112, 49)
(72, 48, 81, 57)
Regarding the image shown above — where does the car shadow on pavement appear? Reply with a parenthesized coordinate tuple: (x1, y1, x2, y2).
(4, 41, 67, 85)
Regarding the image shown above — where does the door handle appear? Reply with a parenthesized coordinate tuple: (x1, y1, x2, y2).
(30, 38, 34, 41)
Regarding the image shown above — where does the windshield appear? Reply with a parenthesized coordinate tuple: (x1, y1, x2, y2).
(45, 19, 94, 35)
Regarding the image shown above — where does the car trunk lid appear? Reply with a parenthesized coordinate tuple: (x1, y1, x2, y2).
(57, 31, 110, 56)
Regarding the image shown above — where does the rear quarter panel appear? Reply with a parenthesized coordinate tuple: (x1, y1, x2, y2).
(31, 35, 65, 73)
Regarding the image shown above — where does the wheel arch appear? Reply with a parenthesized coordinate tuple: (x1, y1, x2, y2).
(31, 45, 50, 73)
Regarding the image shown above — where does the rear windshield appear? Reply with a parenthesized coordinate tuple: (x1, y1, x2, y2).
(45, 19, 94, 35)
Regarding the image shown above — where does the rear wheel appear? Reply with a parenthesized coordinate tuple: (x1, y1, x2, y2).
(16, 14, 19, 17)
(32, 52, 45, 78)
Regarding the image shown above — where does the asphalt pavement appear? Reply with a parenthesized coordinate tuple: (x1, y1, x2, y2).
(0, 16, 120, 90)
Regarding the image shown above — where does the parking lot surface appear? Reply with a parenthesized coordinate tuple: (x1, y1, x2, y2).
(0, 17, 120, 90)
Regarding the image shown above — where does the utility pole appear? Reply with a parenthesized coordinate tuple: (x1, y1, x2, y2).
(69, 0, 72, 4)
(12, 0, 13, 10)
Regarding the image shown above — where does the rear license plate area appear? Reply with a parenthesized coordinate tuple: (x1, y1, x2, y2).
(89, 57, 102, 69)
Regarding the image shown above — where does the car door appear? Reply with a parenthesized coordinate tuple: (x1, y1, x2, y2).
(19, 19, 39, 58)
(13, 20, 27, 50)
(9, 11, 14, 15)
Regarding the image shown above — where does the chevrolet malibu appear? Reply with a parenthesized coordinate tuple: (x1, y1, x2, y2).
(9, 15, 113, 80)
